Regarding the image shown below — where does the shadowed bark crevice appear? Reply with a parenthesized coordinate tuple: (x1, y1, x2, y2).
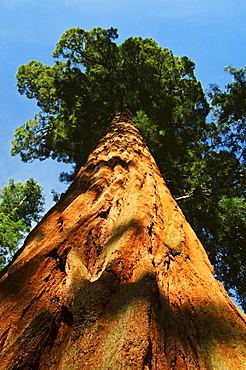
(143, 339, 152, 369)
(46, 245, 71, 273)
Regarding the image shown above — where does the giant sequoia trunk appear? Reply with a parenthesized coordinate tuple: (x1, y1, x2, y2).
(0, 114, 246, 369)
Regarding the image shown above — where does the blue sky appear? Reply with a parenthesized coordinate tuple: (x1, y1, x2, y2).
(0, 0, 245, 309)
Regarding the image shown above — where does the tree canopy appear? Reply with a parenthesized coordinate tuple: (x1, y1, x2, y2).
(12, 27, 209, 175)
(11, 27, 245, 310)
(0, 178, 44, 269)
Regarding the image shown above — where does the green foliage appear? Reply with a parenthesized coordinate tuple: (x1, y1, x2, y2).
(11, 27, 246, 310)
(12, 27, 209, 175)
(209, 65, 246, 161)
(218, 196, 246, 222)
(204, 66, 246, 309)
(0, 178, 44, 269)
(211, 196, 246, 310)
(133, 110, 159, 147)
(179, 150, 245, 304)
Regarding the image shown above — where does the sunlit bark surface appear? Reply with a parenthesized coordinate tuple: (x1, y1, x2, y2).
(0, 114, 246, 369)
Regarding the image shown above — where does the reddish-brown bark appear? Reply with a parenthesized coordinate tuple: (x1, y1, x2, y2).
(0, 114, 246, 369)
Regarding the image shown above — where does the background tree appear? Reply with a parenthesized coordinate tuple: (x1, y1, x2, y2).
(198, 65, 246, 309)
(10, 27, 245, 309)
(0, 178, 44, 268)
